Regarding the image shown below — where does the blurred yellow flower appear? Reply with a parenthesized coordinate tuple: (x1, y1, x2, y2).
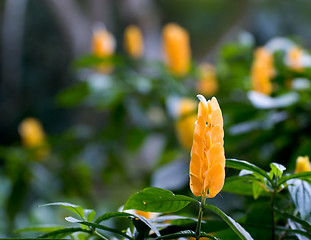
(135, 210, 152, 219)
(295, 156, 311, 173)
(124, 25, 144, 58)
(287, 47, 304, 72)
(197, 63, 218, 96)
(190, 95, 225, 198)
(122, 207, 159, 219)
(91, 26, 115, 73)
(175, 98, 197, 150)
(285, 78, 293, 89)
(251, 47, 274, 95)
(162, 23, 191, 76)
(19, 118, 49, 160)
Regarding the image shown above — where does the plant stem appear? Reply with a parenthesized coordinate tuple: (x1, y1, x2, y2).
(195, 195, 206, 240)
(271, 190, 276, 240)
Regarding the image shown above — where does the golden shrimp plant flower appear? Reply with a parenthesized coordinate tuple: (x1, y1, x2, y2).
(175, 98, 197, 150)
(91, 26, 115, 73)
(287, 47, 304, 72)
(295, 156, 311, 173)
(197, 63, 218, 96)
(251, 47, 275, 95)
(162, 23, 191, 76)
(124, 25, 144, 58)
(19, 118, 49, 160)
(189, 95, 225, 198)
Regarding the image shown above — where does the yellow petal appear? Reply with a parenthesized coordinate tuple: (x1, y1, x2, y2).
(211, 109, 223, 128)
(211, 125, 224, 145)
(190, 174, 204, 197)
(203, 163, 225, 198)
(190, 153, 201, 178)
(208, 142, 225, 169)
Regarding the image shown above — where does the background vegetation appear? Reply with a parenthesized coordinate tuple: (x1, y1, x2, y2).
(1, 0, 311, 239)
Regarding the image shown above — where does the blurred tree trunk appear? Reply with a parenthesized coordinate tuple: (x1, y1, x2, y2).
(1, 0, 28, 125)
(202, 0, 251, 63)
(88, 0, 113, 30)
(43, 0, 91, 57)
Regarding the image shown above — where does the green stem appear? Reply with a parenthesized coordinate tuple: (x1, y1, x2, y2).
(271, 190, 276, 240)
(195, 195, 206, 240)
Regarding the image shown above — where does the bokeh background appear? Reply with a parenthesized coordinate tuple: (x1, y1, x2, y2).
(1, 0, 311, 237)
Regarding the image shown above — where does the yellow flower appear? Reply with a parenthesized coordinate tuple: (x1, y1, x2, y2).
(285, 78, 293, 89)
(162, 23, 191, 76)
(251, 47, 274, 95)
(124, 25, 144, 58)
(91, 26, 115, 73)
(175, 98, 197, 150)
(19, 118, 49, 160)
(287, 47, 304, 72)
(122, 207, 159, 219)
(295, 156, 311, 173)
(135, 210, 152, 219)
(197, 63, 218, 96)
(189, 95, 225, 198)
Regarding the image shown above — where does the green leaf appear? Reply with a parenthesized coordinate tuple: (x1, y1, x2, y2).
(222, 176, 253, 196)
(67, 214, 160, 239)
(0, 239, 66, 240)
(40, 202, 84, 219)
(222, 176, 270, 197)
(83, 209, 96, 222)
(201, 220, 230, 234)
(252, 181, 263, 200)
(204, 205, 254, 240)
(15, 225, 63, 233)
(65, 216, 81, 223)
(91, 85, 125, 110)
(71, 220, 134, 240)
(287, 179, 311, 219)
(275, 208, 311, 232)
(151, 215, 196, 223)
(269, 162, 286, 179)
(242, 202, 273, 239)
(278, 171, 311, 186)
(123, 187, 197, 213)
(226, 159, 271, 183)
(94, 212, 132, 224)
(56, 83, 89, 107)
(38, 228, 90, 238)
(240, 224, 311, 239)
(274, 225, 311, 239)
(154, 230, 218, 239)
(72, 55, 125, 69)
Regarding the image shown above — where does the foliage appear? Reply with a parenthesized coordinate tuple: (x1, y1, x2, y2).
(12, 159, 311, 239)
(2, 19, 311, 239)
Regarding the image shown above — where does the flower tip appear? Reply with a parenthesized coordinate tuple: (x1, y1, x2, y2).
(196, 94, 207, 105)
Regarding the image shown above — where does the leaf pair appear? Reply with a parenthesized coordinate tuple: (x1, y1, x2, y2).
(225, 159, 311, 199)
(124, 187, 254, 240)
